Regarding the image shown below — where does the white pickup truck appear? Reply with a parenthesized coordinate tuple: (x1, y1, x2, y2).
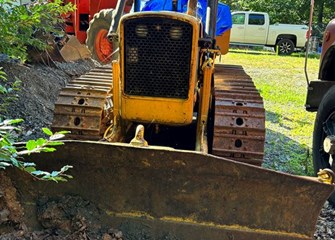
(230, 11, 308, 55)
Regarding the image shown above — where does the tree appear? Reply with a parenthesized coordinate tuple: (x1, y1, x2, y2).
(315, 0, 335, 27)
(221, 0, 335, 28)
(0, 0, 74, 61)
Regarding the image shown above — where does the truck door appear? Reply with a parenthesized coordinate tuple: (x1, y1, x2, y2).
(230, 12, 246, 43)
(245, 13, 267, 44)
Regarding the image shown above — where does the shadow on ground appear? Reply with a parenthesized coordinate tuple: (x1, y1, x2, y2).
(262, 127, 313, 176)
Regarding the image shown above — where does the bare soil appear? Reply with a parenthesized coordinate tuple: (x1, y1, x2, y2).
(0, 58, 334, 240)
(0, 174, 123, 239)
(0, 59, 95, 141)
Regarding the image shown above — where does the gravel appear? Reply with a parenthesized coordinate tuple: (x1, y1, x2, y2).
(0, 58, 96, 141)
(315, 201, 335, 240)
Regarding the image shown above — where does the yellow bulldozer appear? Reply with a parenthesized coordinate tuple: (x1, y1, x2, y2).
(7, 0, 335, 239)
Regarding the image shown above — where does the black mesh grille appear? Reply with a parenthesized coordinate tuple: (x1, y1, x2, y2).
(123, 17, 193, 99)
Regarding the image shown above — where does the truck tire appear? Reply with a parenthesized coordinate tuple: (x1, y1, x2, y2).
(313, 85, 335, 206)
(276, 39, 295, 55)
(86, 9, 119, 64)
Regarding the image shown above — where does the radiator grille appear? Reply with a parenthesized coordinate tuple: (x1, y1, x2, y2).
(123, 17, 193, 99)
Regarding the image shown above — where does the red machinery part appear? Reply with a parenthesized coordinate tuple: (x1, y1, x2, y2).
(63, 0, 132, 44)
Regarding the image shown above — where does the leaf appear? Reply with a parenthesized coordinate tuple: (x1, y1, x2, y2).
(36, 138, 47, 146)
(0, 85, 7, 94)
(31, 170, 49, 176)
(26, 140, 37, 151)
(56, 130, 71, 135)
(60, 165, 73, 172)
(3, 119, 23, 125)
(0, 162, 11, 168)
(23, 162, 36, 167)
(0, 126, 17, 131)
(10, 158, 19, 167)
(42, 128, 53, 136)
(17, 150, 30, 156)
(49, 133, 65, 141)
(41, 147, 56, 153)
(24, 166, 36, 173)
(45, 141, 64, 146)
(0, 152, 12, 161)
(54, 177, 68, 182)
(47, 176, 69, 182)
(20, 14, 29, 21)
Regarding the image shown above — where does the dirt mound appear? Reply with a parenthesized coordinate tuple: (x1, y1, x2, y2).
(36, 195, 123, 239)
(0, 192, 124, 240)
(0, 59, 96, 140)
(0, 172, 24, 229)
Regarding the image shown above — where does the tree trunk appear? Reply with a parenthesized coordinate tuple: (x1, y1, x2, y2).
(317, 0, 325, 26)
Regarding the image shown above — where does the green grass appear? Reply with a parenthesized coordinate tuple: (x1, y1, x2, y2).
(219, 50, 320, 175)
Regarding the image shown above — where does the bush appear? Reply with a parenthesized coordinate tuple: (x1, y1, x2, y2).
(0, 0, 74, 61)
(0, 68, 72, 182)
(0, 68, 20, 118)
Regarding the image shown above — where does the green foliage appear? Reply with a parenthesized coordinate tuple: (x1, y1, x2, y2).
(0, 119, 72, 182)
(0, 0, 74, 61)
(0, 69, 72, 182)
(0, 68, 21, 118)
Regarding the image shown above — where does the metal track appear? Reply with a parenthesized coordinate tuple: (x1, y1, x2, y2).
(52, 67, 113, 140)
(212, 64, 265, 166)
(52, 64, 265, 165)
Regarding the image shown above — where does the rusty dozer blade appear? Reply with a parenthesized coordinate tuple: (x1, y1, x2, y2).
(9, 141, 334, 240)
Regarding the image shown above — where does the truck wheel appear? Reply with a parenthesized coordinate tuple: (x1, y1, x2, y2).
(313, 85, 335, 206)
(86, 9, 118, 64)
(276, 39, 295, 55)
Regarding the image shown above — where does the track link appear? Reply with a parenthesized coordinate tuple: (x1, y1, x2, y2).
(212, 64, 265, 165)
(52, 66, 113, 140)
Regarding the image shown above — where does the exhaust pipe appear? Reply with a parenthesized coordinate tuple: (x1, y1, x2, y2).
(134, 0, 141, 12)
(107, 0, 127, 42)
(207, 0, 218, 40)
(187, 0, 197, 16)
